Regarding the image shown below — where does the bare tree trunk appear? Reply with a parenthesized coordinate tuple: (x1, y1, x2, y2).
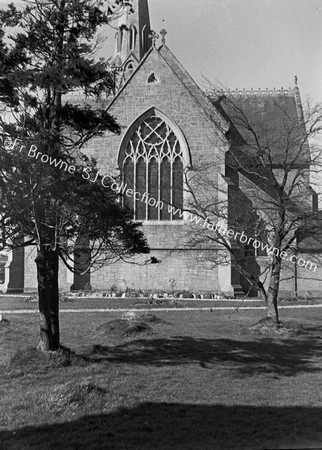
(266, 257, 281, 323)
(36, 246, 60, 351)
(257, 280, 267, 302)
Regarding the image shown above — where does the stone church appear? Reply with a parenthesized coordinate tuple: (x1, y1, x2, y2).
(1, 0, 321, 297)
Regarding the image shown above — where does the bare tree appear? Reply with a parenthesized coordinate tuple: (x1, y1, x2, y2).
(181, 87, 322, 323)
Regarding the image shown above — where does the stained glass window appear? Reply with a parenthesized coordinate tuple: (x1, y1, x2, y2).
(121, 114, 184, 221)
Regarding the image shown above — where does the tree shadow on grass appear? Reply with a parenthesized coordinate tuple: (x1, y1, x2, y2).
(1, 403, 322, 449)
(83, 332, 322, 377)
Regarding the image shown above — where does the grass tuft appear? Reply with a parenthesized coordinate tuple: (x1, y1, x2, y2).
(138, 312, 167, 324)
(6, 346, 88, 375)
(95, 311, 160, 337)
(96, 318, 155, 337)
(250, 317, 305, 337)
(0, 316, 10, 328)
(46, 382, 107, 412)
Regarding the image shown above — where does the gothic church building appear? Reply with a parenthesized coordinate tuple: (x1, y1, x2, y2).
(2, 0, 322, 297)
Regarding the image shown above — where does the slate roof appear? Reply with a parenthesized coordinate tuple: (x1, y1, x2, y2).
(209, 87, 310, 167)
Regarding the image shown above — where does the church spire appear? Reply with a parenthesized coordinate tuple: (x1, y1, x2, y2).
(112, 0, 152, 72)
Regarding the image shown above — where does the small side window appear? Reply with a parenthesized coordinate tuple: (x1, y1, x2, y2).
(147, 73, 158, 84)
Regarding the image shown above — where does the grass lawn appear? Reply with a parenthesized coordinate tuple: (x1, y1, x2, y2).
(0, 307, 322, 449)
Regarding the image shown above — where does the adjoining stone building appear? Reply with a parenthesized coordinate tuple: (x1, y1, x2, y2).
(2, 0, 322, 296)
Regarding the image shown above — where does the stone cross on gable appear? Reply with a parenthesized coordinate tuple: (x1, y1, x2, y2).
(149, 30, 159, 46)
(160, 29, 167, 45)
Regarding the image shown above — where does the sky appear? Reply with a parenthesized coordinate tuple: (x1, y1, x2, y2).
(1, 0, 321, 103)
(146, 0, 322, 103)
(107, 0, 322, 104)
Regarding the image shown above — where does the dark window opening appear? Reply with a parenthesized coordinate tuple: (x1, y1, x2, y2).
(147, 73, 158, 83)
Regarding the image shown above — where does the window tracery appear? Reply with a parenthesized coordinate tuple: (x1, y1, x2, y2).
(121, 114, 184, 221)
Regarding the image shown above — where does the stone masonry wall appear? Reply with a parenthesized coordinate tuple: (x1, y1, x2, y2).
(81, 47, 230, 293)
(90, 248, 219, 293)
(24, 246, 72, 292)
(24, 47, 231, 294)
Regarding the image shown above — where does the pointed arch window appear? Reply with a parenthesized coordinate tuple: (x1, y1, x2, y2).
(142, 25, 148, 54)
(129, 26, 137, 50)
(120, 112, 186, 221)
(116, 30, 122, 53)
(124, 61, 135, 81)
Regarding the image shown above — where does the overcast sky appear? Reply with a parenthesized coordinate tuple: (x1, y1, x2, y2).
(1, 0, 321, 103)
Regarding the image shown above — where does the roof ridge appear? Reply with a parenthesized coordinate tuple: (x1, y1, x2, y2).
(210, 87, 295, 97)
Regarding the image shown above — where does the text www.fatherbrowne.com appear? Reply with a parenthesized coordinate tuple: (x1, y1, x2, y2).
(111, 180, 317, 273)
(5, 137, 318, 273)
